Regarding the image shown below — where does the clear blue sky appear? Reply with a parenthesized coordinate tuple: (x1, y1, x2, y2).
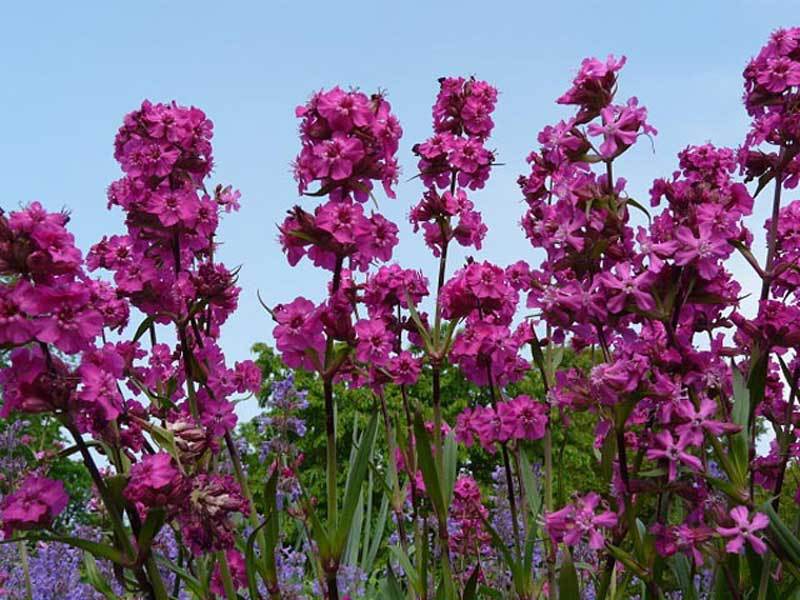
(1, 2, 791, 380)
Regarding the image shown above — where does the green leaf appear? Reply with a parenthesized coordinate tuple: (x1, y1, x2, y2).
(50, 536, 129, 565)
(748, 548, 777, 600)
(333, 410, 378, 554)
(262, 467, 281, 584)
(625, 197, 652, 224)
(519, 450, 542, 518)
(761, 502, 800, 564)
(413, 410, 447, 521)
(245, 519, 269, 600)
(132, 316, 156, 343)
(443, 430, 458, 506)
(605, 544, 649, 580)
(463, 565, 480, 599)
(82, 553, 122, 599)
(364, 492, 389, 575)
(405, 291, 433, 353)
(344, 489, 365, 567)
(138, 508, 165, 559)
(730, 367, 751, 485)
(381, 568, 406, 600)
(557, 546, 580, 600)
(156, 555, 206, 598)
(669, 554, 697, 600)
(389, 545, 422, 595)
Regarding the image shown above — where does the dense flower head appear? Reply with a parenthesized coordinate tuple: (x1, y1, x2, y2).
(768, 199, 800, 296)
(440, 260, 518, 325)
(293, 87, 402, 202)
(0, 346, 74, 417)
(97, 100, 241, 326)
(362, 264, 429, 319)
(448, 475, 491, 555)
(456, 394, 547, 450)
(450, 320, 529, 387)
(0, 202, 126, 357)
(124, 452, 187, 512)
(740, 27, 800, 186)
(1, 475, 69, 537)
(414, 132, 495, 192)
(409, 188, 488, 256)
(279, 199, 399, 271)
(180, 474, 248, 555)
(0, 203, 82, 280)
(410, 76, 498, 260)
(432, 76, 498, 139)
(557, 55, 626, 123)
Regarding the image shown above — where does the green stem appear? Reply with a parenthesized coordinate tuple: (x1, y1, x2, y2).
(217, 551, 238, 600)
(19, 540, 32, 600)
(145, 554, 170, 600)
(324, 377, 338, 530)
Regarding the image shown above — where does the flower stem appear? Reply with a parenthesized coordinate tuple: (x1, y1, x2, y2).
(18, 540, 32, 600)
(217, 551, 238, 600)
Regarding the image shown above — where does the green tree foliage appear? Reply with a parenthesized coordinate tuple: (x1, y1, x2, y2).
(245, 343, 602, 508)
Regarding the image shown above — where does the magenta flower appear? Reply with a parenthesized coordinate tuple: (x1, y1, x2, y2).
(716, 507, 769, 555)
(587, 106, 639, 158)
(545, 492, 617, 550)
(388, 351, 421, 385)
(354, 318, 393, 366)
(674, 397, 741, 445)
(505, 395, 548, 441)
(313, 134, 365, 181)
(646, 430, 702, 481)
(756, 56, 800, 93)
(273, 297, 326, 371)
(316, 87, 373, 131)
(557, 55, 626, 123)
(125, 452, 187, 510)
(673, 224, 730, 280)
(1, 475, 69, 536)
(25, 283, 104, 354)
(0, 286, 33, 345)
(599, 262, 656, 313)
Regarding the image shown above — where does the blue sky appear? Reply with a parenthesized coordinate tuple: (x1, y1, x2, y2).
(0, 1, 793, 378)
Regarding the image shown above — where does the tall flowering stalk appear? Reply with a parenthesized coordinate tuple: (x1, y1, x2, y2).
(0, 100, 262, 599)
(275, 86, 402, 599)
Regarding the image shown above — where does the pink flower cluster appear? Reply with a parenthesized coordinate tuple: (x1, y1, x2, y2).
(125, 453, 248, 555)
(0, 203, 126, 354)
(280, 88, 403, 272)
(448, 475, 491, 555)
(0, 202, 133, 435)
(91, 100, 239, 322)
(274, 86, 417, 393)
(293, 87, 402, 202)
(442, 261, 530, 386)
(740, 27, 800, 186)
(0, 100, 261, 558)
(410, 77, 496, 256)
(455, 394, 547, 451)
